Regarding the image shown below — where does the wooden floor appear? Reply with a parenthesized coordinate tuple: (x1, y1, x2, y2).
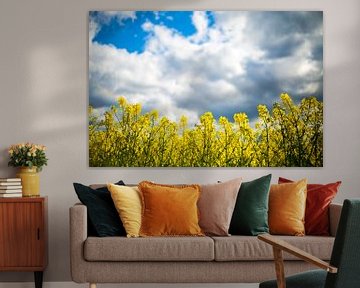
(0, 283, 259, 288)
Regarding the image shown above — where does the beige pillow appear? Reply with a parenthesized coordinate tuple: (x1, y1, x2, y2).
(198, 178, 242, 236)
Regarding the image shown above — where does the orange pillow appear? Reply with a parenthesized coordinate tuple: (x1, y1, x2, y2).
(269, 179, 307, 236)
(138, 181, 204, 237)
(278, 177, 341, 236)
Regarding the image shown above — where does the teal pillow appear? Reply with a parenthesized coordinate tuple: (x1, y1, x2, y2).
(229, 174, 272, 236)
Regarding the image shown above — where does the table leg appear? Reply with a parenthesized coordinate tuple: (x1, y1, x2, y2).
(34, 271, 43, 288)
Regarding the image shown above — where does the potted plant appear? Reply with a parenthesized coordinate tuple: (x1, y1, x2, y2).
(8, 143, 48, 197)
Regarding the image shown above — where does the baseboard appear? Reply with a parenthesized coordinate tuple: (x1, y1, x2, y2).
(0, 282, 259, 288)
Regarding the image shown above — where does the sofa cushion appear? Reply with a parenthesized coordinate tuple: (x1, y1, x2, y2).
(107, 184, 142, 238)
(279, 177, 341, 236)
(84, 236, 214, 261)
(198, 178, 242, 236)
(212, 236, 334, 261)
(229, 174, 271, 236)
(269, 179, 307, 236)
(73, 181, 126, 237)
(139, 181, 203, 237)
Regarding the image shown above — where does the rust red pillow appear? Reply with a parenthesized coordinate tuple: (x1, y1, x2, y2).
(278, 177, 341, 236)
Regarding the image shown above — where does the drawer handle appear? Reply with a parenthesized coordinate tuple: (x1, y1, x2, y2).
(37, 228, 40, 240)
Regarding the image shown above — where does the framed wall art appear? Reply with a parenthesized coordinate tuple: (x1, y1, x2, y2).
(89, 11, 323, 167)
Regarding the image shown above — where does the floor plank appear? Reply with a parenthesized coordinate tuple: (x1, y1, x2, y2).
(0, 282, 259, 288)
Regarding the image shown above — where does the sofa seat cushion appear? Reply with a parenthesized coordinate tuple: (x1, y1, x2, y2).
(84, 236, 215, 261)
(212, 236, 334, 261)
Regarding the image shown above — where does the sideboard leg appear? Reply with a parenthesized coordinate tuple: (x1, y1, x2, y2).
(90, 283, 97, 288)
(34, 271, 43, 288)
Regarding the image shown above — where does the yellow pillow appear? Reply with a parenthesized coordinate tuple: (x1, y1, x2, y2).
(107, 183, 142, 238)
(269, 179, 307, 236)
(138, 181, 204, 237)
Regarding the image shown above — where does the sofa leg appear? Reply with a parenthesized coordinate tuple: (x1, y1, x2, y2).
(89, 283, 96, 288)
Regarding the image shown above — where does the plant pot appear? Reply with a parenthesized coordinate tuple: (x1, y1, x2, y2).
(16, 167, 40, 197)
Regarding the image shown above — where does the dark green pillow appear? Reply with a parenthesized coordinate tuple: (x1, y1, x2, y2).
(73, 181, 126, 237)
(229, 174, 272, 236)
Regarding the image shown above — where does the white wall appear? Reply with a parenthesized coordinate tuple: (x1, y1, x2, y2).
(0, 0, 359, 283)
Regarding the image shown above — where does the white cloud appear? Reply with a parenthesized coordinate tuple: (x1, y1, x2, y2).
(90, 11, 323, 125)
(89, 11, 136, 41)
(190, 11, 209, 43)
(142, 21, 153, 32)
(96, 11, 136, 25)
(89, 18, 99, 42)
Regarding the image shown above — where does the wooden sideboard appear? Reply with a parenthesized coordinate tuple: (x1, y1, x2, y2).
(0, 197, 48, 288)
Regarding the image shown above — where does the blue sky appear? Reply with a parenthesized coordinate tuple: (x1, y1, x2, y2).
(92, 11, 215, 53)
(89, 11, 323, 125)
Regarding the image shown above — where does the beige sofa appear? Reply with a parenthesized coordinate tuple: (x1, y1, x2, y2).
(70, 202, 342, 288)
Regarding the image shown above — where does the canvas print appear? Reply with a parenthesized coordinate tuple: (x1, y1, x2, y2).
(89, 11, 323, 167)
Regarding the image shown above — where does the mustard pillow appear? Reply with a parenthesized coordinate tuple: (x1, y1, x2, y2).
(269, 179, 307, 236)
(107, 183, 142, 238)
(138, 181, 204, 237)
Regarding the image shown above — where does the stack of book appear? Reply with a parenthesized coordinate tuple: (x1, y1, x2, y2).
(0, 178, 22, 197)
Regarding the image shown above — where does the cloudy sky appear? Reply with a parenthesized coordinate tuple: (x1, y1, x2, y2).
(89, 11, 323, 125)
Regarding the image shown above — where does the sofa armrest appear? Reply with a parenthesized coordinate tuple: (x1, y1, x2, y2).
(69, 203, 88, 283)
(329, 203, 342, 237)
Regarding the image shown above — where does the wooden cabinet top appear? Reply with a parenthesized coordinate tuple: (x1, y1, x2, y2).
(0, 196, 47, 203)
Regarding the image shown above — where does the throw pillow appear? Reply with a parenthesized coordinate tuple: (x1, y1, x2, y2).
(229, 174, 272, 236)
(107, 184, 142, 238)
(269, 179, 307, 236)
(73, 181, 126, 237)
(198, 177, 242, 236)
(138, 181, 203, 237)
(279, 177, 341, 236)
